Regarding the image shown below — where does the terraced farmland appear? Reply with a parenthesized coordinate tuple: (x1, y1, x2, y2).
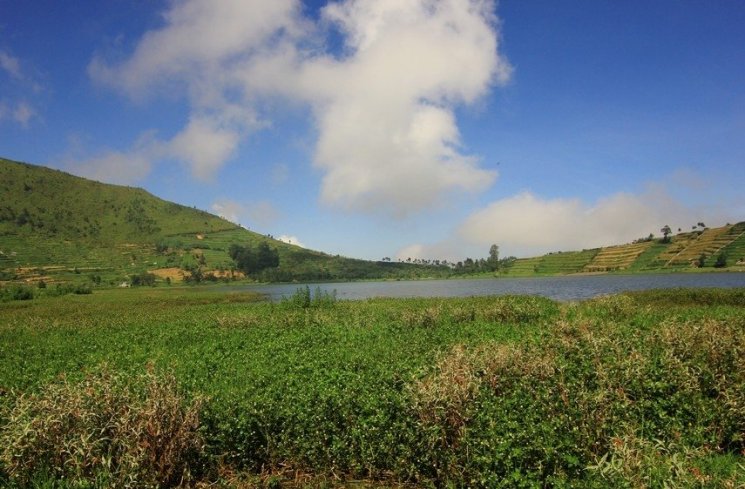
(534, 249, 599, 274)
(665, 225, 741, 266)
(644, 231, 702, 269)
(626, 242, 672, 271)
(584, 241, 652, 272)
(502, 256, 541, 275)
(712, 223, 745, 266)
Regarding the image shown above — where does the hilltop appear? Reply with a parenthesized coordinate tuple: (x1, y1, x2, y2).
(0, 157, 445, 285)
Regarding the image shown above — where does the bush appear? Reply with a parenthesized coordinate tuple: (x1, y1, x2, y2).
(0, 285, 34, 302)
(45, 283, 92, 297)
(281, 285, 337, 309)
(130, 271, 157, 287)
(0, 365, 205, 488)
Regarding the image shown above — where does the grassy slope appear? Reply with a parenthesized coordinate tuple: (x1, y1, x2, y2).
(2, 157, 743, 283)
(0, 157, 443, 284)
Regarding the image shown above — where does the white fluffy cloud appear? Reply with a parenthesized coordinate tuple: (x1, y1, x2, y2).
(74, 150, 153, 186)
(459, 189, 727, 257)
(88, 0, 300, 100)
(168, 116, 241, 181)
(88, 0, 509, 214)
(277, 235, 306, 248)
(211, 199, 244, 224)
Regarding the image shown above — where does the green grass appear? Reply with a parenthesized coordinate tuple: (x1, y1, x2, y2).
(1, 287, 743, 487)
(712, 223, 745, 266)
(627, 241, 672, 271)
(501, 257, 542, 275)
(0, 157, 450, 284)
(533, 249, 599, 274)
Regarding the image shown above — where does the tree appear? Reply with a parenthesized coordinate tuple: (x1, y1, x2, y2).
(229, 242, 279, 275)
(660, 225, 672, 243)
(487, 244, 500, 271)
(714, 253, 727, 268)
(256, 242, 280, 270)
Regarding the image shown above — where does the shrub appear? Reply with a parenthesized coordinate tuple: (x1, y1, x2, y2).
(130, 271, 157, 287)
(0, 365, 205, 488)
(0, 285, 34, 302)
(45, 283, 93, 297)
(281, 285, 337, 309)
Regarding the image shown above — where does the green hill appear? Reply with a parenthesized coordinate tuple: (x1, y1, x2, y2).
(501, 222, 745, 276)
(0, 157, 445, 285)
(2, 157, 743, 286)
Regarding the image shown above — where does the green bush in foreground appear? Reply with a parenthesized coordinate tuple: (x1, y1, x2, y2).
(0, 366, 205, 488)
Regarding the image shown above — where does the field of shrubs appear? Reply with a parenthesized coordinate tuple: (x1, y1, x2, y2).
(0, 286, 743, 487)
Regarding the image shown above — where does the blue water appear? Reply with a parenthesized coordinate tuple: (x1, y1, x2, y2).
(233, 272, 745, 302)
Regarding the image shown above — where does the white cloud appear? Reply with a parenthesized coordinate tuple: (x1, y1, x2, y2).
(210, 199, 281, 228)
(395, 239, 466, 263)
(458, 189, 732, 257)
(277, 235, 305, 247)
(88, 0, 300, 181)
(211, 199, 244, 224)
(88, 0, 301, 100)
(0, 51, 22, 79)
(0, 52, 42, 128)
(69, 132, 160, 185)
(89, 0, 510, 214)
(73, 151, 153, 186)
(167, 116, 241, 181)
(12, 101, 37, 127)
(244, 0, 510, 215)
(0, 100, 38, 128)
(396, 243, 425, 261)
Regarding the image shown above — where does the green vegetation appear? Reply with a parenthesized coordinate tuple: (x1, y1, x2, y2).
(1, 157, 743, 285)
(499, 223, 745, 276)
(0, 157, 449, 285)
(533, 249, 598, 274)
(1, 287, 743, 487)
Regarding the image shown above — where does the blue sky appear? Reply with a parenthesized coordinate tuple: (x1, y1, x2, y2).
(2, 0, 744, 261)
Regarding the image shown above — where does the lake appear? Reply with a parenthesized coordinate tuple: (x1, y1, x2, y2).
(237, 272, 745, 302)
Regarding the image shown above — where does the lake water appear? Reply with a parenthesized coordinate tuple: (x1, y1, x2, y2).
(237, 272, 745, 302)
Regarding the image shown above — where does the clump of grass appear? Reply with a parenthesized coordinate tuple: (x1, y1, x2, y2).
(625, 287, 745, 307)
(587, 435, 734, 487)
(399, 305, 443, 328)
(407, 308, 745, 486)
(281, 285, 337, 309)
(0, 284, 34, 302)
(0, 365, 205, 488)
(478, 295, 559, 324)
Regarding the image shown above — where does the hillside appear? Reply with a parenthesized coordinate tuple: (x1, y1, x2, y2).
(502, 222, 745, 276)
(0, 157, 445, 285)
(2, 157, 743, 286)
